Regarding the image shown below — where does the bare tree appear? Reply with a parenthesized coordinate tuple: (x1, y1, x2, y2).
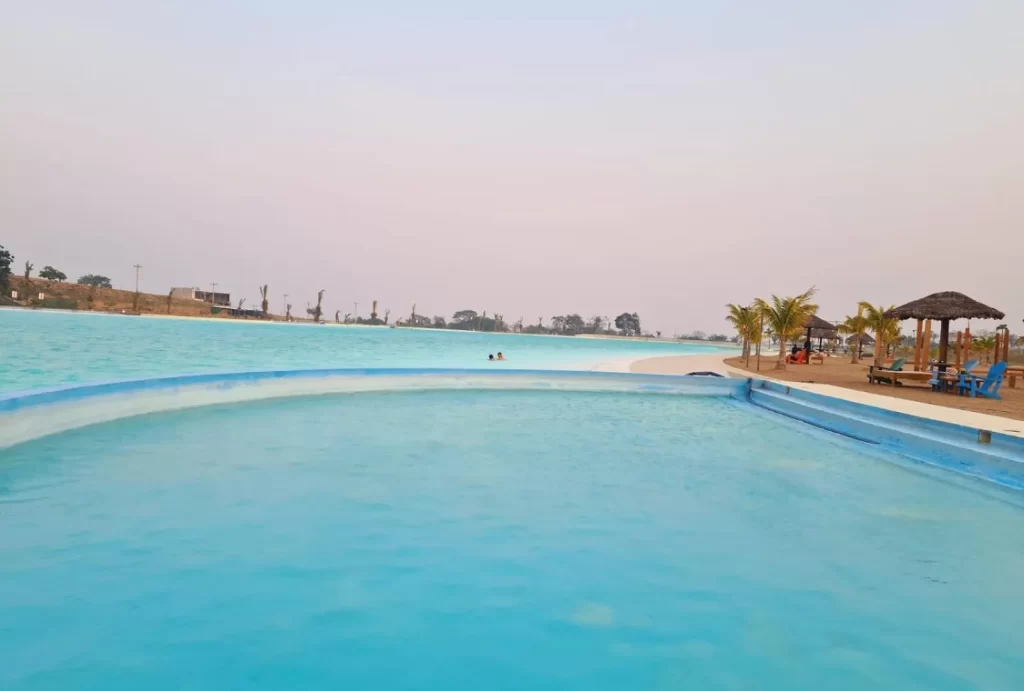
(335, 309, 340, 323)
(259, 285, 269, 318)
(24, 260, 34, 283)
(384, 308, 390, 325)
(370, 299, 378, 321)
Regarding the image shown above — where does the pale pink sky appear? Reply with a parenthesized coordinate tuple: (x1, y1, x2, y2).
(2, 2, 1021, 334)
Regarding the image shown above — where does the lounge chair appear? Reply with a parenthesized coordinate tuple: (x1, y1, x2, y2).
(867, 358, 906, 385)
(786, 350, 807, 365)
(957, 361, 1007, 400)
(879, 358, 906, 372)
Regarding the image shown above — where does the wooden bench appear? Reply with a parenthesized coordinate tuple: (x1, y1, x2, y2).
(809, 352, 824, 365)
(866, 367, 933, 387)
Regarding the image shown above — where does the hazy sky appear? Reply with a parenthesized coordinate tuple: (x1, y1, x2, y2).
(2, 1, 1021, 334)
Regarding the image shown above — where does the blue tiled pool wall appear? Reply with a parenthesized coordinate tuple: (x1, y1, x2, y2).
(1, 368, 1021, 491)
(748, 380, 1024, 491)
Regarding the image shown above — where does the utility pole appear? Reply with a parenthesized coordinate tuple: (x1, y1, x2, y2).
(133, 264, 142, 293)
(283, 293, 289, 316)
(354, 301, 358, 319)
(210, 282, 218, 306)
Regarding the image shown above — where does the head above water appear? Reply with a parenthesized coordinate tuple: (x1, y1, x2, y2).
(488, 354, 494, 360)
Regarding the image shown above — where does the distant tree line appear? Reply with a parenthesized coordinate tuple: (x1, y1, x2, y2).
(389, 309, 650, 337)
(678, 331, 733, 342)
(0, 244, 113, 294)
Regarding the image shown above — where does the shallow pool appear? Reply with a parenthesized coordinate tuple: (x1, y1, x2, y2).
(2, 390, 1021, 690)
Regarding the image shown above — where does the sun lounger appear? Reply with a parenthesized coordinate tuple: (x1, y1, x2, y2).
(866, 358, 906, 385)
(867, 368, 931, 387)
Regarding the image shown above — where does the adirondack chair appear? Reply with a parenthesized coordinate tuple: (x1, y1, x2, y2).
(957, 361, 1008, 399)
(878, 358, 906, 372)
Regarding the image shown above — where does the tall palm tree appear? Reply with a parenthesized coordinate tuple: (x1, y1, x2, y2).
(754, 288, 818, 370)
(725, 303, 759, 363)
(837, 310, 868, 364)
(858, 302, 899, 366)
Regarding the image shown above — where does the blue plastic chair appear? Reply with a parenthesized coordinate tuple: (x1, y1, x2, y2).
(930, 358, 981, 392)
(957, 361, 1008, 399)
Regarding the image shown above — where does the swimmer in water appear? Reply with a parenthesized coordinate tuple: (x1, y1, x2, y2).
(497, 352, 506, 360)
(488, 354, 494, 361)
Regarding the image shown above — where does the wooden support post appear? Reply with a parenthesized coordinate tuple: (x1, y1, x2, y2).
(923, 320, 933, 365)
(913, 318, 924, 370)
(964, 327, 971, 361)
(994, 331, 1002, 364)
(955, 331, 963, 368)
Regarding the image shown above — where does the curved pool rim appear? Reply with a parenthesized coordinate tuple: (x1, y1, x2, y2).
(0, 367, 746, 450)
(2, 367, 1022, 492)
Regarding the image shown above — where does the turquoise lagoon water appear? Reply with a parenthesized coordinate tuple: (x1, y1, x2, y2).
(0, 309, 727, 393)
(2, 390, 1023, 690)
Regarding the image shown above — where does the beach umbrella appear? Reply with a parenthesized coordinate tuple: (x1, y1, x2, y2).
(886, 292, 1004, 368)
(845, 333, 875, 346)
(803, 315, 836, 351)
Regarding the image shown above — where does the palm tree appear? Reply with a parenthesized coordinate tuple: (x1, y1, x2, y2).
(754, 288, 818, 370)
(370, 299, 378, 321)
(259, 285, 269, 318)
(973, 333, 997, 363)
(837, 310, 868, 364)
(726, 303, 759, 364)
(858, 302, 899, 366)
(312, 290, 325, 322)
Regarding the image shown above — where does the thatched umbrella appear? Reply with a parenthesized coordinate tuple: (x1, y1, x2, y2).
(845, 333, 875, 346)
(802, 315, 836, 353)
(886, 292, 1004, 369)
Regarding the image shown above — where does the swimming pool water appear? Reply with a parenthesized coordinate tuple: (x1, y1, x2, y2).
(2, 390, 1021, 690)
(0, 310, 726, 393)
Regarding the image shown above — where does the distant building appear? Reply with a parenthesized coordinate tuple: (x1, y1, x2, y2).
(170, 287, 231, 306)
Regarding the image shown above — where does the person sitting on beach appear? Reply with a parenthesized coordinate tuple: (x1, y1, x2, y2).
(488, 354, 494, 361)
(496, 352, 505, 361)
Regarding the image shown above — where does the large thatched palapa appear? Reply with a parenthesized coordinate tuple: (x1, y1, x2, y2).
(886, 292, 1004, 322)
(886, 291, 1004, 368)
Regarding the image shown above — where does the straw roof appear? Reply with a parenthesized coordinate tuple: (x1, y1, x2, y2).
(886, 292, 1004, 321)
(846, 333, 874, 346)
(802, 314, 836, 332)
